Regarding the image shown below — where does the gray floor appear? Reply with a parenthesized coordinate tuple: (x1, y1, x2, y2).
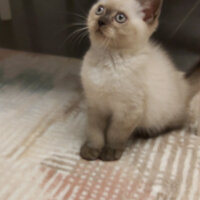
(0, 0, 200, 70)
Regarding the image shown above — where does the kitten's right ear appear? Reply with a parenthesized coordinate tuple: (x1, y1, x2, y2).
(137, 0, 163, 24)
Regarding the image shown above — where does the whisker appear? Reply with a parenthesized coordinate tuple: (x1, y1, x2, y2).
(65, 12, 87, 21)
(102, 38, 109, 50)
(68, 27, 88, 39)
(73, 29, 88, 44)
(71, 30, 86, 43)
(105, 39, 110, 50)
(77, 31, 89, 45)
(69, 28, 88, 42)
(54, 22, 87, 35)
(60, 26, 88, 48)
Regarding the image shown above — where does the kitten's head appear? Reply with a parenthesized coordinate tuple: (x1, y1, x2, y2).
(87, 0, 163, 49)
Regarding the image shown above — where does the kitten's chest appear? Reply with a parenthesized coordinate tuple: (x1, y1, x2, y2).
(83, 58, 133, 91)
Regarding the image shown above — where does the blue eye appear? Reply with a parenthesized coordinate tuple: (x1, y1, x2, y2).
(96, 6, 105, 15)
(115, 13, 127, 23)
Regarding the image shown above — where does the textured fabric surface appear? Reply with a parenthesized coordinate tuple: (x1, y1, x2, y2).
(0, 48, 200, 200)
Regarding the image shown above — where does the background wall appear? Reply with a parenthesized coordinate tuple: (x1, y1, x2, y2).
(0, 0, 200, 69)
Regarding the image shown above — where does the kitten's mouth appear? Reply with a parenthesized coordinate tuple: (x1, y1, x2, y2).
(96, 28, 105, 37)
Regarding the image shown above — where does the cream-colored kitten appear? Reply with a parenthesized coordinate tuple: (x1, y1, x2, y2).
(80, 0, 190, 161)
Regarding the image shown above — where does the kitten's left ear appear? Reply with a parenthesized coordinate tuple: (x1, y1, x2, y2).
(138, 0, 163, 24)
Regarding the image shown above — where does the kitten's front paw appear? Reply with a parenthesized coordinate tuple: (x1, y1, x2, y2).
(80, 143, 101, 161)
(100, 147, 124, 161)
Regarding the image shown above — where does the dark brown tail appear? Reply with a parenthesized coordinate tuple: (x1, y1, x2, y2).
(185, 59, 200, 96)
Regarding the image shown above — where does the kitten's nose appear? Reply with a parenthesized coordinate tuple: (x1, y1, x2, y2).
(98, 19, 106, 27)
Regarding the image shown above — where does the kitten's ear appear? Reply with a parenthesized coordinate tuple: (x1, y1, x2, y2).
(138, 0, 163, 24)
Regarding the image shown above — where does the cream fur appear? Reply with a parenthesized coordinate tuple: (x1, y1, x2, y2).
(80, 0, 190, 161)
(82, 43, 189, 133)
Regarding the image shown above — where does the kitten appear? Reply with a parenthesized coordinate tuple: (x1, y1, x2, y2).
(80, 0, 190, 161)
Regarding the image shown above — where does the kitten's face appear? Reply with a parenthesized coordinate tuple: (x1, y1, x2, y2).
(87, 0, 160, 49)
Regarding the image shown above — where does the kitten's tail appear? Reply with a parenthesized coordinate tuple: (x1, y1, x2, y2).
(185, 59, 200, 97)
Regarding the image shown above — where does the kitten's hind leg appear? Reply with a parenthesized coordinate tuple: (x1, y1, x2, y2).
(80, 108, 106, 161)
